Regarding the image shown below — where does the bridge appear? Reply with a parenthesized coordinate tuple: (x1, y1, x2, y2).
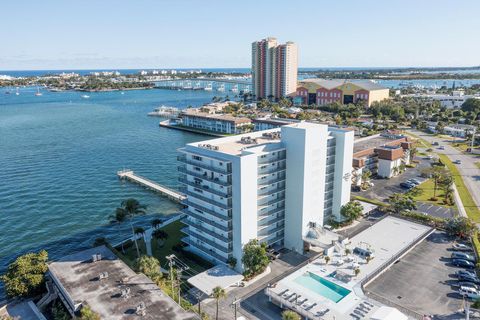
(117, 169, 186, 202)
(154, 78, 252, 92)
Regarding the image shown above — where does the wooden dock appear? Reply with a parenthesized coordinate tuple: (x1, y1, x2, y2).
(117, 169, 186, 202)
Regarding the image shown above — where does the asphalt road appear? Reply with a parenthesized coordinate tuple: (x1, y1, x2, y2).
(409, 130, 480, 216)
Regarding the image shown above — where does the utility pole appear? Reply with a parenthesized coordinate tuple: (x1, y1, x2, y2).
(166, 254, 175, 295)
(177, 269, 182, 304)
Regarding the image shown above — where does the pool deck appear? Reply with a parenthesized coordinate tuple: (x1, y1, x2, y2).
(266, 216, 432, 319)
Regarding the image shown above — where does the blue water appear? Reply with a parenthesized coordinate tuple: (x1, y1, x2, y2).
(0, 87, 224, 296)
(293, 272, 351, 303)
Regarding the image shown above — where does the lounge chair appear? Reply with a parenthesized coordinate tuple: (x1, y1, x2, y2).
(279, 289, 289, 296)
(350, 314, 360, 320)
(305, 302, 317, 311)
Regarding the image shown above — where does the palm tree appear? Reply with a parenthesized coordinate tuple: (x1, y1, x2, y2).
(111, 198, 147, 259)
(282, 310, 301, 320)
(211, 286, 226, 320)
(151, 218, 163, 229)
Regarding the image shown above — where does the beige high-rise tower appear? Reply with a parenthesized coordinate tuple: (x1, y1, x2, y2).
(252, 37, 297, 100)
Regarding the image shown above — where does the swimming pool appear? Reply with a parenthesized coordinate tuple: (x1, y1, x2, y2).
(293, 272, 351, 303)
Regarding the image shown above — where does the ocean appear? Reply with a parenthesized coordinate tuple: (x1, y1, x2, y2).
(0, 86, 220, 297)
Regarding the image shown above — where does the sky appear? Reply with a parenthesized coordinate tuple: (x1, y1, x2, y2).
(0, 0, 479, 70)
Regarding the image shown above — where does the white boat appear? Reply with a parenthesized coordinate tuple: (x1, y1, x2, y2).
(35, 87, 42, 96)
(81, 95, 90, 99)
(148, 105, 180, 117)
(204, 83, 213, 91)
(231, 85, 239, 93)
(217, 84, 225, 92)
(15, 87, 20, 95)
(120, 91, 125, 95)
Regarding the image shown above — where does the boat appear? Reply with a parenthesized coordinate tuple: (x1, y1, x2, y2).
(231, 85, 239, 93)
(204, 83, 213, 91)
(217, 84, 225, 92)
(148, 105, 180, 117)
(15, 87, 19, 95)
(35, 87, 42, 96)
(120, 91, 125, 95)
(81, 95, 90, 99)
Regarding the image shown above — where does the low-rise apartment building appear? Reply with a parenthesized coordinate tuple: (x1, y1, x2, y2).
(293, 79, 389, 107)
(177, 122, 354, 272)
(352, 132, 412, 184)
(180, 108, 252, 135)
(426, 122, 476, 138)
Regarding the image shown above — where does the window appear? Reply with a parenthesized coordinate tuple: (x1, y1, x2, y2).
(219, 162, 223, 166)
(193, 155, 202, 161)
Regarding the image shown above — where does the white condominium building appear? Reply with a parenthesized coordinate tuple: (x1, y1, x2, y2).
(252, 37, 298, 100)
(178, 122, 353, 272)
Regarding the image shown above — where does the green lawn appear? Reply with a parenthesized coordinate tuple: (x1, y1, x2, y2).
(113, 220, 212, 273)
(439, 154, 480, 222)
(351, 195, 388, 207)
(475, 162, 480, 169)
(151, 220, 213, 273)
(408, 179, 453, 208)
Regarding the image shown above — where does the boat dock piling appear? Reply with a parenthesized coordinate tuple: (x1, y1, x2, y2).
(117, 169, 186, 202)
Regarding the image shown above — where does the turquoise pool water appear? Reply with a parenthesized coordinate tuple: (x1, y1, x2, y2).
(293, 272, 351, 303)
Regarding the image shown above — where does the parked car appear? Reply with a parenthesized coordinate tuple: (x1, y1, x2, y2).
(457, 282, 480, 290)
(458, 273, 480, 284)
(426, 155, 434, 160)
(452, 252, 476, 262)
(456, 270, 477, 278)
(400, 182, 415, 189)
(407, 179, 420, 185)
(268, 251, 281, 260)
(433, 142, 439, 146)
(452, 259, 476, 269)
(453, 243, 472, 251)
(455, 159, 462, 164)
(459, 286, 480, 299)
(439, 146, 445, 150)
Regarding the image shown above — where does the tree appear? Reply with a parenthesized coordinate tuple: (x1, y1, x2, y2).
(345, 248, 351, 256)
(136, 255, 161, 279)
(361, 170, 372, 190)
(51, 300, 70, 320)
(134, 227, 145, 235)
(340, 201, 364, 222)
(151, 218, 163, 229)
(422, 166, 448, 199)
(388, 193, 416, 214)
(241, 240, 269, 278)
(79, 305, 100, 320)
(282, 310, 301, 320)
(0, 250, 48, 298)
(211, 286, 226, 320)
(461, 98, 480, 118)
(409, 144, 418, 162)
(110, 198, 147, 259)
(354, 268, 361, 277)
(153, 229, 168, 240)
(445, 217, 477, 238)
(324, 256, 331, 264)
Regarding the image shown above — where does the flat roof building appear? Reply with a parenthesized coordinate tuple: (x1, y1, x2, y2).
(180, 108, 252, 135)
(48, 245, 198, 320)
(178, 122, 354, 272)
(294, 79, 389, 107)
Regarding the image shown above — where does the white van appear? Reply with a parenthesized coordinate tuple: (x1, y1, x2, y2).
(459, 286, 480, 299)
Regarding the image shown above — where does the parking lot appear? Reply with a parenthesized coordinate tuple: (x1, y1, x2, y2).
(353, 156, 457, 219)
(365, 231, 465, 317)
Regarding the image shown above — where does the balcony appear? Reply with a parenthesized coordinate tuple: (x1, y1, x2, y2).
(181, 237, 229, 263)
(258, 187, 285, 200)
(258, 155, 286, 165)
(181, 227, 232, 254)
(179, 177, 231, 198)
(258, 175, 286, 186)
(258, 215, 285, 228)
(183, 218, 232, 243)
(258, 206, 285, 218)
(258, 224, 284, 236)
(182, 189, 232, 210)
(181, 200, 232, 221)
(178, 155, 231, 174)
(257, 196, 285, 210)
(258, 167, 286, 177)
(182, 209, 231, 232)
(178, 166, 231, 187)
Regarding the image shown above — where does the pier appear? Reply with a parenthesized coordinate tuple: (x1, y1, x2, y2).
(117, 169, 186, 202)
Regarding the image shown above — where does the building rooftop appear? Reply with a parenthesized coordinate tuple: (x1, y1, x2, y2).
(353, 134, 405, 155)
(187, 264, 243, 296)
(181, 109, 251, 125)
(48, 246, 198, 320)
(299, 79, 388, 91)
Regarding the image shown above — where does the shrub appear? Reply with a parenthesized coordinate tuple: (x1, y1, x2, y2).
(241, 240, 269, 279)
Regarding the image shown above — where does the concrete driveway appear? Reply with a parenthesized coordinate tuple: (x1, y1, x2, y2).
(409, 130, 480, 217)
